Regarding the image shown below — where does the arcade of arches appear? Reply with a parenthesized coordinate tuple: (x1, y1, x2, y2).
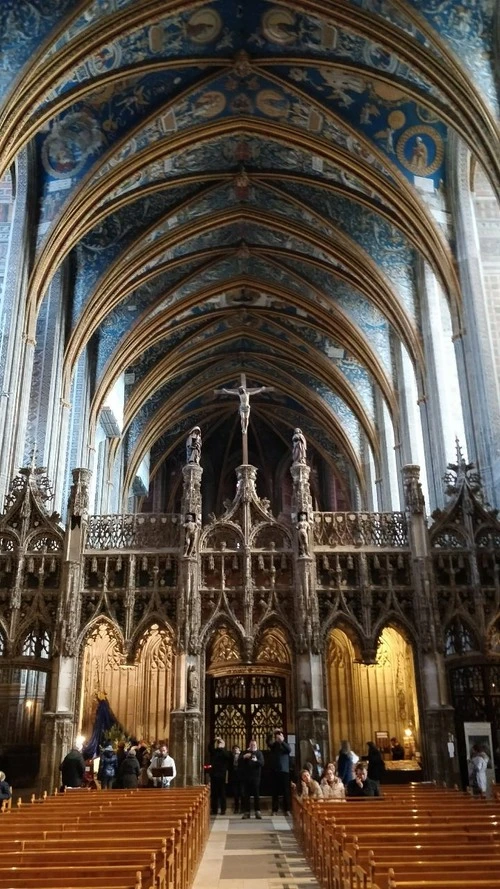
(0, 1, 499, 792)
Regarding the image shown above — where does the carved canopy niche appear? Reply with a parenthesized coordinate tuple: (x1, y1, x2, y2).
(207, 626, 241, 669)
(255, 627, 290, 666)
(80, 620, 175, 744)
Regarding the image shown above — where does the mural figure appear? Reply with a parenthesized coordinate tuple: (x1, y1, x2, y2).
(186, 426, 202, 464)
(296, 512, 310, 557)
(411, 135, 427, 171)
(292, 428, 307, 464)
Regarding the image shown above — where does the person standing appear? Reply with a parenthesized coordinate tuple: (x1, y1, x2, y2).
(147, 743, 176, 788)
(229, 745, 243, 813)
(60, 747, 85, 789)
(337, 740, 355, 785)
(0, 771, 11, 805)
(468, 744, 488, 797)
(118, 749, 140, 788)
(346, 762, 381, 797)
(366, 741, 385, 787)
(390, 737, 405, 760)
(97, 743, 118, 789)
(268, 729, 291, 816)
(209, 738, 231, 815)
(240, 739, 264, 819)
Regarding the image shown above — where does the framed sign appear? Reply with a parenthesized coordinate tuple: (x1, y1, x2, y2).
(375, 731, 390, 752)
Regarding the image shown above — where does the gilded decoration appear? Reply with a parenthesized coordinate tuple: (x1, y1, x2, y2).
(209, 628, 241, 666)
(255, 628, 290, 665)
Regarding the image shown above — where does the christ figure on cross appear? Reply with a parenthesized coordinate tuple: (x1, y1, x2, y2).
(214, 373, 274, 464)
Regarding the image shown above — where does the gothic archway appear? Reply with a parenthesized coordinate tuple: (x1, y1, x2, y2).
(79, 619, 176, 744)
(326, 625, 420, 762)
(205, 624, 292, 791)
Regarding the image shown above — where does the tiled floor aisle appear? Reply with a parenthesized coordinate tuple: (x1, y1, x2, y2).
(193, 813, 320, 889)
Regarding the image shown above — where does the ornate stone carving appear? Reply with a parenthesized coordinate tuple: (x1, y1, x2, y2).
(292, 428, 307, 465)
(296, 512, 310, 557)
(187, 664, 200, 709)
(402, 464, 426, 514)
(186, 426, 202, 465)
(68, 468, 91, 525)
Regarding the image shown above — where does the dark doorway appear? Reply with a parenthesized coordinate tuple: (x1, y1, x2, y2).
(208, 672, 288, 794)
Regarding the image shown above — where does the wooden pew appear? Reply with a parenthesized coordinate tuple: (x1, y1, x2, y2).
(0, 785, 209, 889)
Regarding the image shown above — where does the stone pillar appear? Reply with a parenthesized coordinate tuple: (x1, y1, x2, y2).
(37, 711, 74, 795)
(290, 456, 328, 766)
(171, 460, 203, 784)
(402, 464, 459, 785)
(38, 469, 91, 793)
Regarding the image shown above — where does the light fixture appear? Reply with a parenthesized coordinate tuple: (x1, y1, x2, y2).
(404, 727, 413, 738)
(25, 699, 33, 709)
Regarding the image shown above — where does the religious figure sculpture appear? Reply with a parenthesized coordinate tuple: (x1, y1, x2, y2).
(183, 513, 198, 557)
(296, 511, 310, 557)
(292, 428, 307, 464)
(214, 382, 274, 435)
(187, 665, 199, 709)
(186, 426, 202, 464)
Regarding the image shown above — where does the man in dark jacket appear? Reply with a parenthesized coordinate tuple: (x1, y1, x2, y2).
(60, 747, 85, 789)
(268, 729, 291, 816)
(240, 739, 265, 819)
(346, 762, 381, 797)
(209, 738, 232, 815)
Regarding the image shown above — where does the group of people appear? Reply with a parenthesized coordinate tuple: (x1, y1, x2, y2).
(209, 730, 292, 819)
(296, 739, 386, 800)
(59, 740, 176, 791)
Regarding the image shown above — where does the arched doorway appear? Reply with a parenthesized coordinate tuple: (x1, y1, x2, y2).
(79, 619, 176, 744)
(326, 625, 420, 761)
(205, 624, 292, 792)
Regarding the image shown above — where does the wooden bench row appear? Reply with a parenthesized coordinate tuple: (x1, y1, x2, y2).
(0, 785, 209, 889)
(293, 783, 500, 889)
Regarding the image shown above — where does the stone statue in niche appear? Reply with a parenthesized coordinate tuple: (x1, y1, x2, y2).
(183, 513, 198, 557)
(296, 511, 310, 557)
(187, 665, 199, 709)
(292, 428, 307, 464)
(186, 426, 202, 464)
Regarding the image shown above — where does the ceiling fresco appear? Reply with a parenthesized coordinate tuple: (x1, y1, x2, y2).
(1, 0, 499, 503)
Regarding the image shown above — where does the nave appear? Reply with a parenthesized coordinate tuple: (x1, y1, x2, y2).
(193, 812, 319, 889)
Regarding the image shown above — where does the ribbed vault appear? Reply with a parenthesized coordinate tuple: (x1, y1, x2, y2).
(2, 0, 499, 511)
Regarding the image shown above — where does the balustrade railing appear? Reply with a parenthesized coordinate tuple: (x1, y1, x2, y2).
(86, 514, 180, 550)
(85, 511, 409, 551)
(313, 511, 408, 548)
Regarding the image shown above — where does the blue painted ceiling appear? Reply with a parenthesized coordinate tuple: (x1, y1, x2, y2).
(2, 0, 499, 497)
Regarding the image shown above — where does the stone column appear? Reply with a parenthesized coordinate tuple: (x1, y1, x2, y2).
(402, 464, 459, 785)
(171, 461, 203, 785)
(38, 469, 91, 793)
(290, 458, 328, 767)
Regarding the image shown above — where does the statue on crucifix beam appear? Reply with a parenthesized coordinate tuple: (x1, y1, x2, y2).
(214, 373, 274, 464)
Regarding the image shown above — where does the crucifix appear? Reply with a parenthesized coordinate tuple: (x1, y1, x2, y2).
(214, 372, 274, 464)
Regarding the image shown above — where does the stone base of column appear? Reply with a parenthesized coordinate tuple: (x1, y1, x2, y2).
(170, 709, 203, 786)
(37, 712, 75, 795)
(422, 706, 460, 786)
(296, 708, 330, 771)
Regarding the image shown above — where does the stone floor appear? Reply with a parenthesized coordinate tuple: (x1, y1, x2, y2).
(192, 812, 320, 889)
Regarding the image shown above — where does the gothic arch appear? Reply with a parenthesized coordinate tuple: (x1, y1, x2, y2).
(205, 620, 244, 671)
(128, 615, 176, 664)
(444, 616, 480, 657)
(15, 621, 51, 659)
(253, 622, 293, 666)
(326, 623, 420, 759)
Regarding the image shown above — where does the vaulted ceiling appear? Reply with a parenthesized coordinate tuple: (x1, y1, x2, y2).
(1, 0, 499, 506)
